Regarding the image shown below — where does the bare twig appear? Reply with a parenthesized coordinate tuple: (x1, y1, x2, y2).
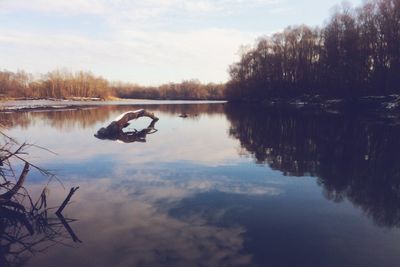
(0, 163, 29, 200)
(56, 187, 79, 214)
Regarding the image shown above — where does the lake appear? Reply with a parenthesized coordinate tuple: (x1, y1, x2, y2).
(1, 102, 400, 267)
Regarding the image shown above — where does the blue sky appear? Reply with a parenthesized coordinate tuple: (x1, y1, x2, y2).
(0, 0, 362, 85)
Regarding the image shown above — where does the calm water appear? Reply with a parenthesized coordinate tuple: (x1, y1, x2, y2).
(1, 103, 400, 267)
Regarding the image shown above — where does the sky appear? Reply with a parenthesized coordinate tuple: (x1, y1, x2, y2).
(0, 0, 362, 85)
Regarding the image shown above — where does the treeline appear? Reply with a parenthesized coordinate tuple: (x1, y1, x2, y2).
(226, 0, 400, 101)
(0, 70, 110, 99)
(0, 69, 226, 100)
(112, 80, 225, 100)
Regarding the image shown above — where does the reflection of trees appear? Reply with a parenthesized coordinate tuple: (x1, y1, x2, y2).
(0, 108, 114, 130)
(0, 104, 225, 130)
(226, 104, 400, 227)
(141, 103, 225, 116)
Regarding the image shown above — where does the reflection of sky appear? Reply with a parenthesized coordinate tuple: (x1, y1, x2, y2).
(26, 166, 400, 267)
(4, 105, 400, 267)
(28, 178, 255, 267)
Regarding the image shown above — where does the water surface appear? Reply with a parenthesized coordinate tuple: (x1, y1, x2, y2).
(1, 103, 400, 267)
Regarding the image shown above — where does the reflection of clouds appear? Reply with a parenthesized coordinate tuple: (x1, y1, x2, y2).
(218, 184, 280, 195)
(113, 170, 282, 204)
(24, 162, 280, 266)
(28, 178, 256, 267)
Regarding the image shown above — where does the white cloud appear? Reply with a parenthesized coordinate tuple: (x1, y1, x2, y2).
(0, 0, 107, 15)
(0, 0, 280, 16)
(0, 0, 280, 83)
(0, 27, 259, 84)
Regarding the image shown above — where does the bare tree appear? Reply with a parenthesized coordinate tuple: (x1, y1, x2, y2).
(225, 0, 400, 101)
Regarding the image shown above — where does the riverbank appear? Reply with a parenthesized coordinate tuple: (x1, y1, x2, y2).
(1, 95, 399, 114)
(234, 95, 400, 113)
(0, 99, 227, 112)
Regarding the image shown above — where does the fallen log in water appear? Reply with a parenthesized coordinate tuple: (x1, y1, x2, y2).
(95, 109, 159, 143)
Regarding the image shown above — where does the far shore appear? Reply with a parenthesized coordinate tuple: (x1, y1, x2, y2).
(1, 94, 400, 114)
(0, 98, 227, 113)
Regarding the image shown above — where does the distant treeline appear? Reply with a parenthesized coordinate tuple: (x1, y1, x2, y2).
(0, 70, 225, 100)
(226, 0, 400, 101)
(112, 81, 225, 100)
(0, 70, 110, 99)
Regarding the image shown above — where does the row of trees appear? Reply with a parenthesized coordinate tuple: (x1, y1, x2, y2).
(112, 80, 225, 100)
(226, 0, 400, 101)
(0, 70, 110, 99)
(0, 70, 226, 100)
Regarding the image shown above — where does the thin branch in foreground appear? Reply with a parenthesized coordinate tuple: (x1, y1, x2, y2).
(56, 187, 79, 215)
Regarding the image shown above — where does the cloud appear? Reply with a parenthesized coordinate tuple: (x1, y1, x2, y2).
(0, 27, 259, 84)
(0, 0, 107, 15)
(1, 0, 280, 16)
(0, 0, 279, 83)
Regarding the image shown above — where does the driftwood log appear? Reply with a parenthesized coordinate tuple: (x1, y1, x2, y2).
(95, 109, 159, 143)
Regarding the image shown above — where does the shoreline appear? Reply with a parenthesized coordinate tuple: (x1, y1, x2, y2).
(0, 98, 227, 113)
(1, 95, 399, 114)
(230, 94, 400, 113)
